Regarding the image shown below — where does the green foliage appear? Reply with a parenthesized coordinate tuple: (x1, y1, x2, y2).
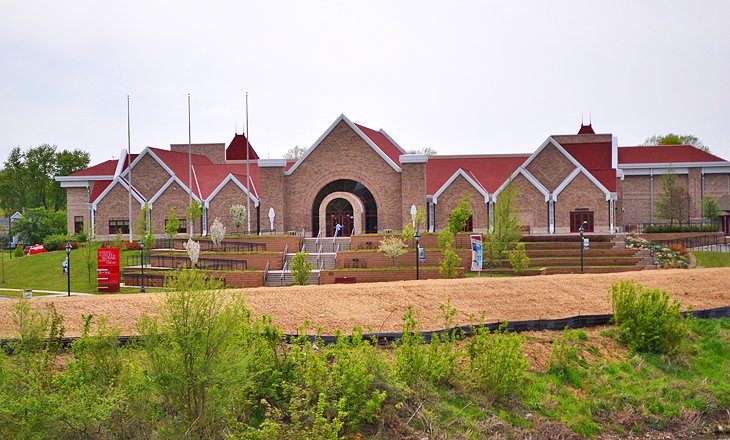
(610, 280, 689, 354)
(693, 251, 730, 268)
(186, 200, 203, 236)
(164, 207, 181, 239)
(508, 242, 530, 274)
(644, 133, 710, 153)
(465, 323, 527, 402)
(402, 206, 426, 241)
(548, 328, 588, 387)
(655, 166, 689, 226)
(290, 251, 313, 285)
(229, 204, 246, 232)
(10, 207, 67, 245)
(14, 244, 24, 258)
(486, 184, 522, 268)
(643, 224, 719, 233)
(378, 236, 407, 266)
(42, 233, 68, 252)
(701, 196, 721, 221)
(447, 193, 473, 234)
(439, 247, 461, 278)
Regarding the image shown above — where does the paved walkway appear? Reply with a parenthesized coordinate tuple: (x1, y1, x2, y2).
(0, 287, 94, 299)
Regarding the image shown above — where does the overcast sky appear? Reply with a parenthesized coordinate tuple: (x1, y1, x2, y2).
(2, 1, 729, 166)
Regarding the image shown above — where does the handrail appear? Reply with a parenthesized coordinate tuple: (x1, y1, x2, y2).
(336, 242, 340, 253)
(315, 228, 322, 251)
(280, 260, 289, 286)
(283, 243, 288, 267)
(317, 260, 324, 284)
(262, 261, 270, 285)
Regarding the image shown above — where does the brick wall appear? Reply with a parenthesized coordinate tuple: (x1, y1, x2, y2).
(621, 175, 651, 225)
(400, 161, 427, 230)
(336, 248, 472, 268)
(207, 180, 252, 233)
(688, 168, 702, 220)
(526, 143, 575, 192)
(283, 121, 402, 233)
(170, 143, 226, 164)
(555, 173, 610, 233)
(95, 182, 143, 238)
(319, 267, 464, 284)
(66, 187, 89, 234)
(150, 250, 283, 270)
(150, 182, 193, 235)
(434, 175, 488, 232)
(258, 166, 286, 232)
(129, 154, 170, 200)
(511, 175, 549, 233)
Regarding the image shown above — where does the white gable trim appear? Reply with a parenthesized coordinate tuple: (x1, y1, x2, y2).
(56, 175, 113, 182)
(148, 175, 201, 208)
(522, 137, 583, 171)
(379, 129, 406, 154)
(122, 147, 175, 180)
(432, 169, 489, 204)
(114, 149, 128, 177)
(204, 174, 260, 209)
(285, 114, 401, 175)
(553, 168, 612, 202)
(492, 168, 550, 203)
(91, 177, 146, 211)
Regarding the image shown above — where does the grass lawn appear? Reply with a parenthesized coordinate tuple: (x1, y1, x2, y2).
(693, 251, 730, 268)
(0, 244, 157, 294)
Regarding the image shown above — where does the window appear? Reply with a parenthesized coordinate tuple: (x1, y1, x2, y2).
(570, 211, 594, 233)
(74, 216, 84, 234)
(165, 219, 187, 234)
(108, 220, 130, 234)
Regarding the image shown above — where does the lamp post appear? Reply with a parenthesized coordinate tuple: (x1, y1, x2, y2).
(65, 242, 71, 297)
(414, 231, 421, 280)
(578, 220, 587, 274)
(140, 240, 146, 293)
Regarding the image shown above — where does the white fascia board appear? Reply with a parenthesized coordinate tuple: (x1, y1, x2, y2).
(619, 161, 730, 170)
(258, 159, 288, 167)
(205, 174, 260, 209)
(379, 128, 406, 154)
(91, 177, 146, 210)
(702, 166, 730, 174)
(121, 147, 175, 179)
(520, 137, 582, 171)
(399, 154, 428, 164)
(114, 149, 128, 177)
(59, 181, 90, 188)
(621, 167, 690, 176)
(553, 168, 612, 202)
(148, 175, 201, 208)
(285, 114, 401, 175)
(55, 175, 113, 182)
(431, 169, 489, 204)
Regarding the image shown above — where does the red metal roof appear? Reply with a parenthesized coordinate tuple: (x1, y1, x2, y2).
(70, 159, 117, 177)
(226, 133, 259, 161)
(562, 142, 612, 170)
(586, 169, 617, 192)
(355, 124, 403, 165)
(426, 155, 529, 195)
(577, 124, 595, 135)
(89, 180, 112, 202)
(148, 148, 213, 198)
(192, 163, 260, 200)
(618, 145, 726, 164)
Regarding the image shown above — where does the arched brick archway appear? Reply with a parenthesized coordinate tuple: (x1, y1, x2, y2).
(318, 192, 365, 236)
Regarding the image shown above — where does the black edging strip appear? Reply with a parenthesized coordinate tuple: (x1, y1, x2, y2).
(2, 306, 729, 354)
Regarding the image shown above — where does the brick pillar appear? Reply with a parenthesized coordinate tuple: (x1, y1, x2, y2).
(257, 159, 286, 233)
(399, 154, 428, 230)
(688, 168, 702, 221)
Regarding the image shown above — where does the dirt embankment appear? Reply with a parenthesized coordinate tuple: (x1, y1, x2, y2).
(0, 268, 728, 338)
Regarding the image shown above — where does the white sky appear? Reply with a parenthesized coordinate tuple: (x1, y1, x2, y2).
(2, 1, 729, 165)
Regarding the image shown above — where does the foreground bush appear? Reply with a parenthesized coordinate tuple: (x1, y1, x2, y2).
(610, 280, 689, 354)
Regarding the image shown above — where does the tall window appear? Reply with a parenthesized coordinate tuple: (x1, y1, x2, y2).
(74, 216, 84, 234)
(109, 220, 130, 234)
(570, 210, 594, 233)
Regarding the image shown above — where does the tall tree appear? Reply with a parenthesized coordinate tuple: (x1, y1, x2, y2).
(643, 133, 710, 153)
(485, 184, 522, 269)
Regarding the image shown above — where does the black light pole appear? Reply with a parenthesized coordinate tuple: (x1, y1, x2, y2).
(65, 242, 71, 297)
(140, 240, 146, 293)
(414, 231, 421, 280)
(578, 220, 587, 274)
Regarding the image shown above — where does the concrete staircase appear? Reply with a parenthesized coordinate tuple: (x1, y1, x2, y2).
(264, 236, 350, 286)
(301, 237, 351, 253)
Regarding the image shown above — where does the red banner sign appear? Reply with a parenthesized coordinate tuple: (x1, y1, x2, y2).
(97, 248, 121, 292)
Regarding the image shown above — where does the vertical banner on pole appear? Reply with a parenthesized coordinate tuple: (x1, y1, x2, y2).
(470, 234, 482, 272)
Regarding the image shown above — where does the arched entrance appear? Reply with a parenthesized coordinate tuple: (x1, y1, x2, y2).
(312, 179, 377, 236)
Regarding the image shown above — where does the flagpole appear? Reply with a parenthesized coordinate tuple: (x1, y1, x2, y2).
(188, 93, 193, 237)
(245, 92, 251, 234)
(127, 95, 133, 242)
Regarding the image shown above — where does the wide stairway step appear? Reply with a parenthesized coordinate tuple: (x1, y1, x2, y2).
(265, 270, 321, 287)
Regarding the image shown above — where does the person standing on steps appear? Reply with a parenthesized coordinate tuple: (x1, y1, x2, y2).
(335, 222, 342, 237)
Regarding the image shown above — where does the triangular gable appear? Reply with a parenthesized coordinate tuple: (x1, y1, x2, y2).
(91, 176, 147, 210)
(204, 174, 260, 208)
(122, 147, 176, 180)
(148, 175, 202, 208)
(553, 168, 614, 201)
(432, 169, 489, 204)
(522, 137, 584, 172)
(492, 168, 550, 203)
(285, 114, 402, 175)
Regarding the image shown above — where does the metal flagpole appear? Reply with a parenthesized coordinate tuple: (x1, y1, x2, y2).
(245, 92, 251, 234)
(127, 95, 133, 242)
(188, 93, 193, 237)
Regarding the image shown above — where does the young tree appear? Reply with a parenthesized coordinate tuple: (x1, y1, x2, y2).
(508, 242, 530, 274)
(184, 238, 200, 267)
(210, 218, 226, 248)
(378, 237, 407, 266)
(165, 208, 181, 240)
(485, 184, 522, 268)
(447, 193, 473, 234)
(702, 197, 721, 223)
(185, 201, 202, 237)
(290, 251, 313, 285)
(438, 227, 462, 279)
(229, 204, 246, 233)
(655, 167, 689, 226)
(135, 203, 154, 247)
(83, 225, 97, 285)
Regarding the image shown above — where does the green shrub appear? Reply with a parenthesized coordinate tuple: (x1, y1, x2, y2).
(439, 247, 461, 278)
(290, 251, 313, 285)
(14, 244, 24, 258)
(42, 234, 68, 252)
(548, 328, 588, 387)
(643, 224, 719, 233)
(508, 242, 530, 274)
(465, 323, 527, 402)
(609, 280, 689, 354)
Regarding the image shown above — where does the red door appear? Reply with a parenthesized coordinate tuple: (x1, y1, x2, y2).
(570, 211, 594, 233)
(330, 215, 352, 237)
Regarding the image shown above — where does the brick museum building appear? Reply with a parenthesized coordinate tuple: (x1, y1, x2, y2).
(57, 114, 730, 239)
